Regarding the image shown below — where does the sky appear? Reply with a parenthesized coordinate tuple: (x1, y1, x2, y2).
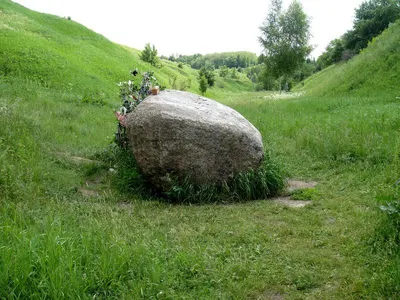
(13, 0, 366, 58)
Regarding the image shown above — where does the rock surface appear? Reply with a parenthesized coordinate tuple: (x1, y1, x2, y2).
(126, 90, 264, 191)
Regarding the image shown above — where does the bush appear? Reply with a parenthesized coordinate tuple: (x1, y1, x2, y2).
(198, 66, 215, 87)
(199, 75, 208, 95)
(140, 43, 161, 67)
(114, 69, 159, 148)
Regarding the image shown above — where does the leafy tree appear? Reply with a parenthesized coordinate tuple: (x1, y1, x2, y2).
(293, 59, 317, 82)
(198, 65, 215, 87)
(140, 43, 160, 67)
(219, 65, 229, 78)
(199, 75, 208, 95)
(259, 0, 311, 87)
(317, 0, 399, 70)
(343, 0, 400, 52)
(317, 38, 345, 69)
(230, 68, 239, 79)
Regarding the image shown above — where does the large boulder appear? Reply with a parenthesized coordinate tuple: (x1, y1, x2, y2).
(126, 90, 264, 191)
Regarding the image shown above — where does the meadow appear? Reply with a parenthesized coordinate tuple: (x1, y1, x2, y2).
(1, 0, 400, 298)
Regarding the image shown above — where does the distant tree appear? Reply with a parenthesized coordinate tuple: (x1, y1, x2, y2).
(219, 65, 229, 78)
(140, 43, 160, 67)
(259, 0, 311, 87)
(317, 38, 345, 69)
(199, 75, 208, 95)
(293, 59, 317, 82)
(198, 65, 215, 87)
(171, 52, 257, 70)
(230, 68, 239, 79)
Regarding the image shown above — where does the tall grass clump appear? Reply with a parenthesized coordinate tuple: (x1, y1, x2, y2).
(366, 183, 400, 298)
(0, 98, 43, 201)
(164, 153, 285, 204)
(103, 145, 285, 204)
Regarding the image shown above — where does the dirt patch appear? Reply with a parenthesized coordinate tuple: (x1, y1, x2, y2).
(256, 291, 285, 300)
(270, 179, 317, 208)
(78, 188, 100, 197)
(56, 152, 101, 165)
(272, 197, 312, 208)
(287, 179, 317, 193)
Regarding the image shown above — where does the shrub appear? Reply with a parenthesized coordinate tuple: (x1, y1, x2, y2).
(198, 66, 215, 87)
(199, 75, 208, 95)
(114, 69, 159, 148)
(140, 43, 161, 67)
(219, 66, 229, 78)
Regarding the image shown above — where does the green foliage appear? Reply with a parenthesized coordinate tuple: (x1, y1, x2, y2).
(140, 43, 161, 67)
(230, 67, 239, 79)
(291, 188, 319, 201)
(317, 39, 345, 69)
(164, 153, 285, 204)
(317, 0, 400, 70)
(259, 0, 311, 80)
(297, 20, 400, 97)
(378, 182, 400, 247)
(198, 75, 208, 95)
(114, 69, 159, 148)
(344, 0, 400, 53)
(219, 65, 229, 78)
(169, 51, 258, 70)
(98, 145, 285, 204)
(169, 74, 191, 91)
(198, 65, 215, 87)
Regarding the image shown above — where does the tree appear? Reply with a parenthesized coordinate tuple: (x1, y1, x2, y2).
(343, 0, 400, 52)
(259, 0, 311, 87)
(317, 38, 345, 69)
(199, 75, 208, 95)
(140, 43, 160, 67)
(219, 65, 229, 78)
(198, 65, 215, 87)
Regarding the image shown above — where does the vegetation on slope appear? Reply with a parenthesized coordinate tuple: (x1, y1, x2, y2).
(0, 0, 253, 103)
(296, 20, 400, 97)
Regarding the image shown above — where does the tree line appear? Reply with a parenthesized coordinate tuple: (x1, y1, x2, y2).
(140, 0, 399, 93)
(317, 0, 400, 69)
(161, 52, 258, 70)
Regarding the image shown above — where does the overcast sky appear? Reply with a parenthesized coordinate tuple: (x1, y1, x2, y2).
(13, 0, 366, 58)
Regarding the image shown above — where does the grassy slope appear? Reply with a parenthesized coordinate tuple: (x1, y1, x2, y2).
(0, 0, 253, 101)
(1, 1, 399, 299)
(294, 20, 400, 97)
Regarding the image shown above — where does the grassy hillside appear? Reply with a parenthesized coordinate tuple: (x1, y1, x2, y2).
(1, 0, 399, 299)
(295, 20, 400, 97)
(0, 0, 253, 102)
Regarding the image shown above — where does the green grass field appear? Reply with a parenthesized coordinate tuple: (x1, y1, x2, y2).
(1, 0, 399, 298)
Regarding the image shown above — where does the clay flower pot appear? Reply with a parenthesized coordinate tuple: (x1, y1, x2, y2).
(151, 86, 160, 95)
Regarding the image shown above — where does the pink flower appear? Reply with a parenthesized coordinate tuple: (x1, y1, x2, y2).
(114, 111, 127, 127)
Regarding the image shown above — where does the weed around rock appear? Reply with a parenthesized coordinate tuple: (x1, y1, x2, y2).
(98, 146, 286, 204)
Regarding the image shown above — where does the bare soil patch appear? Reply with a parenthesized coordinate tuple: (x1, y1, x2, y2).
(271, 179, 317, 208)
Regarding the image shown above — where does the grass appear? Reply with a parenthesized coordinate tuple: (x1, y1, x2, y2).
(1, 0, 400, 298)
(294, 21, 400, 97)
